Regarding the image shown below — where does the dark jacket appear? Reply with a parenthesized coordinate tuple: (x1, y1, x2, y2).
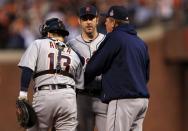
(84, 24, 150, 103)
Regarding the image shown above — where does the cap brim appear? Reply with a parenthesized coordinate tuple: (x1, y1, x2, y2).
(80, 14, 96, 18)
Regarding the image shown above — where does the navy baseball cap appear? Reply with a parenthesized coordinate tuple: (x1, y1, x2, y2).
(79, 5, 97, 17)
(101, 6, 129, 21)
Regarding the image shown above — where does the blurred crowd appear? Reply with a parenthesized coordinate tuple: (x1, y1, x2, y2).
(0, 0, 187, 49)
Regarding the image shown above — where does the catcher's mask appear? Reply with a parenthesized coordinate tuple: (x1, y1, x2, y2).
(40, 18, 69, 37)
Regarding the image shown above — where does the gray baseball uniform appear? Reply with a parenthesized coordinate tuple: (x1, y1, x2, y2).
(67, 33, 108, 131)
(18, 38, 84, 131)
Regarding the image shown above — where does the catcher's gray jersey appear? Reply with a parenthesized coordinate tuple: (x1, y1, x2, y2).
(18, 38, 84, 90)
(67, 33, 105, 68)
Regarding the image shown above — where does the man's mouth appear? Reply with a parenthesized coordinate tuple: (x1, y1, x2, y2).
(86, 26, 93, 29)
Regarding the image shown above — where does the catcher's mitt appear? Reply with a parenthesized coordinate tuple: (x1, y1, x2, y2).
(16, 99, 37, 128)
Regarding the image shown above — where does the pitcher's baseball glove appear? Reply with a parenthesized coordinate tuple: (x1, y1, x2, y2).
(16, 99, 37, 128)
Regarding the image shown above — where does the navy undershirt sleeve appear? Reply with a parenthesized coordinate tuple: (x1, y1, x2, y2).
(20, 67, 33, 91)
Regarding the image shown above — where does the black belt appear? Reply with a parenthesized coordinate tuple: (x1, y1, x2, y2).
(35, 84, 74, 92)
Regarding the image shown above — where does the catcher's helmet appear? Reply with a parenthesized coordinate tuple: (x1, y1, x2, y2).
(40, 18, 69, 37)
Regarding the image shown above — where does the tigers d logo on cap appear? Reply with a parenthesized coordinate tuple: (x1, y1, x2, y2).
(79, 5, 97, 17)
(86, 6, 91, 12)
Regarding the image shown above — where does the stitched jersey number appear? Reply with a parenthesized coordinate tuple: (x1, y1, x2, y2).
(48, 53, 71, 71)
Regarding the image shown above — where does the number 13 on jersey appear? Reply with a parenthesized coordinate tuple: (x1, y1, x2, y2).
(48, 53, 71, 72)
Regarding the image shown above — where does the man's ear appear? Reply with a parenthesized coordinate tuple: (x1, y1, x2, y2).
(78, 18, 81, 25)
(113, 20, 118, 28)
(96, 16, 99, 25)
(47, 32, 51, 37)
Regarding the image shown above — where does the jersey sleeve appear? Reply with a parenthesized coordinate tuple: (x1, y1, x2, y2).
(18, 41, 38, 71)
(74, 62, 84, 90)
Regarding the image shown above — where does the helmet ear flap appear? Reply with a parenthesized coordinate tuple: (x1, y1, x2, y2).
(39, 24, 48, 37)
